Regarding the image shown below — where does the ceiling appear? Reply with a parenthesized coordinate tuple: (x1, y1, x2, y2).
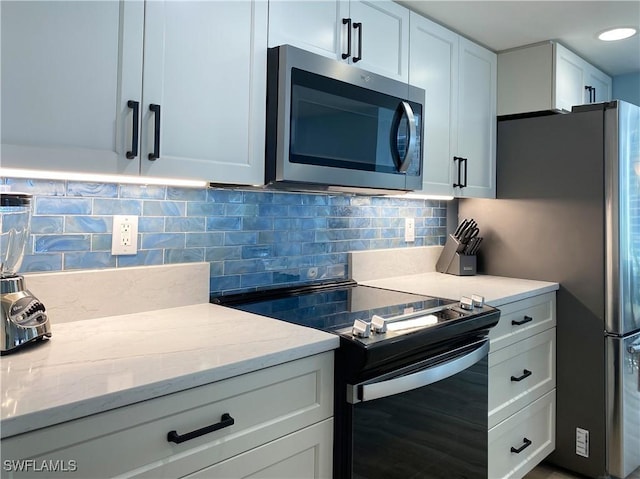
(398, 1, 640, 76)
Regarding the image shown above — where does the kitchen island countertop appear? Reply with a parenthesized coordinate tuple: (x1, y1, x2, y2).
(0, 303, 339, 439)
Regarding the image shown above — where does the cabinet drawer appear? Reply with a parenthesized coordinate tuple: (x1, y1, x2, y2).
(183, 418, 333, 479)
(489, 328, 555, 428)
(488, 390, 556, 479)
(489, 292, 555, 352)
(1, 352, 334, 479)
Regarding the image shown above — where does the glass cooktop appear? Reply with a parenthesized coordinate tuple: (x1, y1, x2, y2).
(212, 280, 455, 333)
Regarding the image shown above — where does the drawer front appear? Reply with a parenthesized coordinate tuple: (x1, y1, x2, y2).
(182, 418, 333, 479)
(489, 328, 555, 428)
(489, 390, 556, 479)
(490, 292, 556, 352)
(1, 352, 334, 479)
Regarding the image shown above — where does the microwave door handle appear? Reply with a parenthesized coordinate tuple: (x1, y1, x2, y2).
(394, 101, 417, 173)
(347, 339, 489, 404)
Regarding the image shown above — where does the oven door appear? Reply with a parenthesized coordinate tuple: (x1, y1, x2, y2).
(346, 338, 489, 479)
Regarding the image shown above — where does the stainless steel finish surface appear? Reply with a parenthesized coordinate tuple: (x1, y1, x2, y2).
(607, 332, 640, 479)
(0, 286, 51, 354)
(351, 319, 371, 338)
(370, 314, 387, 333)
(0, 275, 24, 294)
(267, 44, 425, 192)
(460, 101, 640, 479)
(396, 100, 417, 173)
(1, 192, 51, 354)
(346, 339, 489, 404)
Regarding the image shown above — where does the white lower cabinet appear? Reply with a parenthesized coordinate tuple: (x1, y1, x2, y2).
(0, 352, 334, 479)
(488, 292, 557, 478)
(488, 390, 556, 479)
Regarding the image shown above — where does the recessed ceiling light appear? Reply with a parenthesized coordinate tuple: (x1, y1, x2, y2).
(598, 27, 637, 41)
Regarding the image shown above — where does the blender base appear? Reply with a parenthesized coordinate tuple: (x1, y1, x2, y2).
(1, 276, 51, 354)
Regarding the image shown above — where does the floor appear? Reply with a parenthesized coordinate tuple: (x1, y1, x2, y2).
(525, 462, 640, 479)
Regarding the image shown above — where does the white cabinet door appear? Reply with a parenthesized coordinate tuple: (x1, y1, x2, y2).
(268, 0, 349, 60)
(455, 37, 497, 198)
(140, 1, 267, 184)
(268, 0, 408, 82)
(555, 43, 612, 111)
(0, 0, 143, 175)
(408, 13, 457, 197)
(349, 0, 409, 82)
(555, 43, 587, 112)
(585, 64, 612, 103)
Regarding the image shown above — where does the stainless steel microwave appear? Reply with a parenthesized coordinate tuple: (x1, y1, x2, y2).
(265, 45, 425, 193)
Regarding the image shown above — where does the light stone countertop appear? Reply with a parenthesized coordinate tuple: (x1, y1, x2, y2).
(361, 272, 559, 306)
(0, 303, 339, 439)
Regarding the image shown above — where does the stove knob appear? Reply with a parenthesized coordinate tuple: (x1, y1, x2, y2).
(459, 296, 474, 310)
(352, 319, 371, 338)
(371, 315, 387, 334)
(472, 294, 485, 308)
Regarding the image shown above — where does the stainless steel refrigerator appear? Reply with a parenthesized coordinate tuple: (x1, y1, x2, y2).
(460, 100, 640, 479)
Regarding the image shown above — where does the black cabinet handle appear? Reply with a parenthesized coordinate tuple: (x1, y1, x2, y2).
(126, 100, 139, 159)
(585, 85, 596, 102)
(453, 156, 467, 188)
(167, 413, 234, 444)
(148, 103, 161, 161)
(510, 437, 532, 454)
(353, 22, 362, 62)
(511, 369, 532, 382)
(512, 315, 533, 326)
(342, 18, 352, 59)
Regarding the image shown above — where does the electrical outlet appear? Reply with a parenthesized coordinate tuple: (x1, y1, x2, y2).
(111, 215, 138, 255)
(576, 427, 589, 458)
(405, 218, 415, 242)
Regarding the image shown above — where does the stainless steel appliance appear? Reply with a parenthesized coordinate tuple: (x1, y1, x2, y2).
(1, 193, 50, 354)
(460, 100, 640, 479)
(213, 280, 500, 478)
(265, 45, 425, 193)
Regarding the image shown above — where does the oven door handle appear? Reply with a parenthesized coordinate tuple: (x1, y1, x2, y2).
(346, 339, 489, 404)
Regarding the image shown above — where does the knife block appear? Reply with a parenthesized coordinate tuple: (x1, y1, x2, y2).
(436, 234, 477, 276)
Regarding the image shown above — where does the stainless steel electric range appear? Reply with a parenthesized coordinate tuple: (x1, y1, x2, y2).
(212, 279, 500, 478)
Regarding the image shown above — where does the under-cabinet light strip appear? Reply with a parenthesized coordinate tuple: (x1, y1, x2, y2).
(0, 168, 208, 188)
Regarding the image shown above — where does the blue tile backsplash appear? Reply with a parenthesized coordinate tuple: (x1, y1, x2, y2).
(3, 178, 447, 295)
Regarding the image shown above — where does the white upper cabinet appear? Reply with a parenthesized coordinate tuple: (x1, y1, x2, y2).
(498, 41, 612, 116)
(140, 1, 267, 184)
(456, 37, 497, 198)
(0, 1, 143, 176)
(268, 0, 409, 82)
(409, 15, 458, 197)
(1, 1, 267, 186)
(409, 14, 496, 198)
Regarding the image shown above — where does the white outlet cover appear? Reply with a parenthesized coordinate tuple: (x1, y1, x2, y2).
(111, 215, 139, 255)
(404, 218, 415, 242)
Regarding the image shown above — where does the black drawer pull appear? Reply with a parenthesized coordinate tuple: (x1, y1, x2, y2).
(510, 437, 532, 454)
(148, 103, 161, 161)
(167, 413, 234, 444)
(126, 100, 139, 159)
(512, 315, 533, 326)
(511, 369, 532, 382)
